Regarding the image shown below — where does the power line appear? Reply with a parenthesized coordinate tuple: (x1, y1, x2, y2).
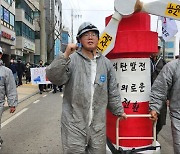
(65, 0, 81, 15)
(62, 9, 113, 12)
(76, 0, 82, 15)
(61, 0, 82, 28)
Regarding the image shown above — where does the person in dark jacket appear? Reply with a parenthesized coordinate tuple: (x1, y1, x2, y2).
(150, 39, 167, 138)
(52, 84, 63, 93)
(25, 62, 31, 84)
(175, 55, 179, 59)
(44, 62, 52, 91)
(16, 58, 25, 86)
(9, 58, 18, 85)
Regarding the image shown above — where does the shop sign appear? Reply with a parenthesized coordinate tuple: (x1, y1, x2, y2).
(12, 50, 23, 56)
(1, 31, 15, 41)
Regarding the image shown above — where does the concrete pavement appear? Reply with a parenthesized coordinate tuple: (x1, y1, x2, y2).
(17, 83, 39, 103)
(4, 82, 39, 107)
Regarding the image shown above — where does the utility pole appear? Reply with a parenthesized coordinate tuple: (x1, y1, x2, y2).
(71, 9, 82, 43)
(39, 0, 46, 62)
(159, 36, 165, 60)
(71, 9, 74, 43)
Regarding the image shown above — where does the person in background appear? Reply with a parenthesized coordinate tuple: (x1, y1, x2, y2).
(175, 55, 179, 59)
(44, 62, 52, 91)
(16, 58, 25, 86)
(149, 58, 180, 154)
(150, 38, 167, 139)
(46, 22, 126, 153)
(38, 60, 46, 94)
(150, 38, 166, 85)
(0, 47, 18, 149)
(52, 84, 63, 93)
(9, 58, 18, 86)
(25, 62, 31, 84)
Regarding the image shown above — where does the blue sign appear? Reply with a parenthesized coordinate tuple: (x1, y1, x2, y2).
(34, 76, 41, 83)
(62, 32, 69, 44)
(54, 39, 61, 57)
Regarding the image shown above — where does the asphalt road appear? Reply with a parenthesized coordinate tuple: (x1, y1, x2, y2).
(158, 108, 174, 154)
(1, 91, 63, 154)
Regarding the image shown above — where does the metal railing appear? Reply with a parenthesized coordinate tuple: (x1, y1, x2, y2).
(116, 114, 157, 149)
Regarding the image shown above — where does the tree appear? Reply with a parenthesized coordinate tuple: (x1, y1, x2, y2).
(46, 17, 62, 64)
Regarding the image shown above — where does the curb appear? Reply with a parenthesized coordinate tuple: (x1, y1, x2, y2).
(4, 90, 39, 111)
(18, 90, 39, 103)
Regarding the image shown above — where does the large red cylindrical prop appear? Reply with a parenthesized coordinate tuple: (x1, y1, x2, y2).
(106, 13, 158, 147)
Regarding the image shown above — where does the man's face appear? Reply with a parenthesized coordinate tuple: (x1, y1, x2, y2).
(39, 61, 43, 65)
(151, 53, 158, 58)
(151, 46, 161, 58)
(80, 31, 99, 51)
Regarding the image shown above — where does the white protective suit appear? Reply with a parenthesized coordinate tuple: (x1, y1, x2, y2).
(46, 51, 124, 154)
(149, 59, 180, 154)
(0, 60, 18, 140)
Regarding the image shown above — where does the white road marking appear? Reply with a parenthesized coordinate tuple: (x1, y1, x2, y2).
(33, 100, 40, 104)
(43, 95, 47, 97)
(2, 108, 28, 128)
(60, 94, 63, 97)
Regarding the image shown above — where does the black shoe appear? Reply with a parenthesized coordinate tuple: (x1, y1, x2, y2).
(53, 91, 56, 93)
(0, 139, 3, 149)
(0, 139, 3, 144)
(40, 91, 42, 94)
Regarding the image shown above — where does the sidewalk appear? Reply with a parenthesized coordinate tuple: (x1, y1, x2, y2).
(4, 83, 39, 107)
(17, 83, 39, 103)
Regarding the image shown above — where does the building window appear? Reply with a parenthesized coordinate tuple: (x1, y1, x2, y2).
(165, 52, 174, 59)
(55, 15, 57, 23)
(15, 0, 34, 24)
(15, 21, 22, 36)
(35, 31, 40, 39)
(3, 8, 9, 23)
(10, 13, 15, 29)
(165, 42, 174, 48)
(4, 0, 13, 6)
(15, 0, 22, 8)
(60, 11, 62, 18)
(1, 5, 15, 30)
(15, 21, 35, 41)
(60, 23, 62, 29)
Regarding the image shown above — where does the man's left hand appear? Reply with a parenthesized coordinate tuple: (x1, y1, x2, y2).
(149, 110, 158, 121)
(9, 106, 16, 113)
(119, 112, 127, 120)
